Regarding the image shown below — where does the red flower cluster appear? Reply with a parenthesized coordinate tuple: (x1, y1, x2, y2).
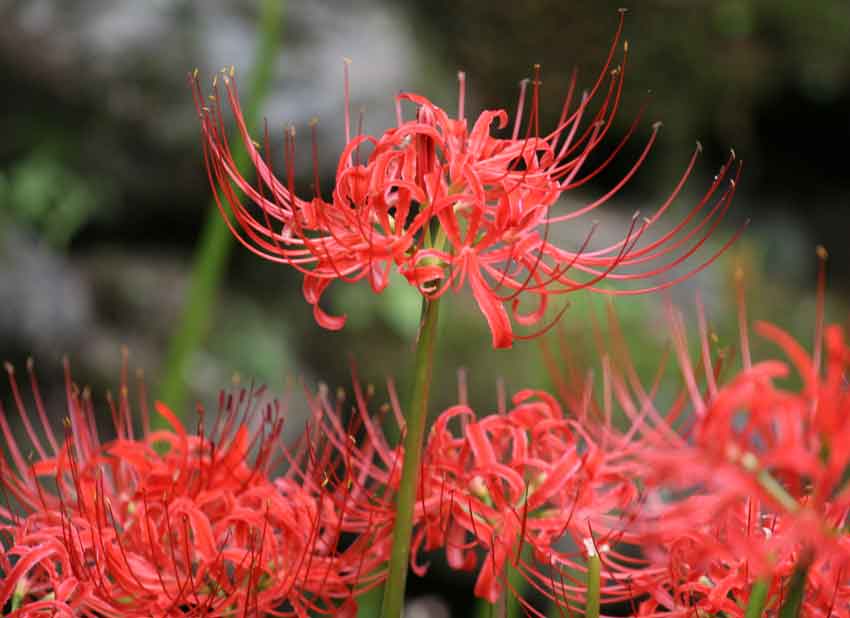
(3, 282, 848, 616)
(592, 275, 850, 617)
(193, 12, 742, 348)
(0, 357, 388, 617)
(411, 386, 640, 610)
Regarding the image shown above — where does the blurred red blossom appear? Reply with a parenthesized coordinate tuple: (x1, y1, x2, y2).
(0, 356, 388, 617)
(584, 259, 850, 617)
(193, 11, 743, 348)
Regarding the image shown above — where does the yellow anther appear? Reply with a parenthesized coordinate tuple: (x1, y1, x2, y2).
(741, 452, 759, 472)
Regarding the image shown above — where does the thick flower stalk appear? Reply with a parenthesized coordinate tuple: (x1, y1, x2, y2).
(192, 11, 742, 349)
(588, 259, 850, 618)
(0, 356, 390, 617)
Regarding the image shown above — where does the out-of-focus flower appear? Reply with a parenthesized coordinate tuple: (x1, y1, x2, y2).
(411, 385, 641, 609)
(590, 260, 850, 617)
(193, 11, 743, 348)
(0, 355, 388, 617)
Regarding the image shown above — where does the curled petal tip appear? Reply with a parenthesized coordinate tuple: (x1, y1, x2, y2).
(314, 305, 347, 330)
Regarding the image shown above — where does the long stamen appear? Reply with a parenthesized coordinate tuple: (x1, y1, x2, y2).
(302, 116, 318, 202)
(458, 70, 467, 122)
(512, 79, 530, 141)
(343, 57, 352, 145)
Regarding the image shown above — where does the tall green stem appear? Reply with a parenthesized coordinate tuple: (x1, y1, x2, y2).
(745, 579, 769, 618)
(380, 297, 441, 618)
(158, 0, 284, 418)
(585, 553, 602, 618)
(779, 554, 811, 618)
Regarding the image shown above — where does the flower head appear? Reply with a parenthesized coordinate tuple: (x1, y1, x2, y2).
(410, 383, 641, 610)
(193, 11, 742, 348)
(0, 355, 387, 617)
(587, 254, 850, 617)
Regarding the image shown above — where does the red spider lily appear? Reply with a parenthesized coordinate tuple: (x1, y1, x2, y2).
(193, 11, 743, 349)
(410, 384, 642, 613)
(0, 356, 388, 617)
(578, 257, 850, 617)
(632, 504, 850, 618)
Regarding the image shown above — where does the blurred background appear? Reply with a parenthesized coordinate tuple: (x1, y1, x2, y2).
(1, 0, 849, 614)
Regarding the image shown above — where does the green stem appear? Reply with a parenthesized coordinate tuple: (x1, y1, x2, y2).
(744, 579, 769, 618)
(380, 297, 441, 618)
(778, 554, 811, 618)
(585, 553, 601, 618)
(474, 598, 497, 618)
(355, 582, 384, 618)
(157, 0, 284, 419)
